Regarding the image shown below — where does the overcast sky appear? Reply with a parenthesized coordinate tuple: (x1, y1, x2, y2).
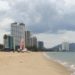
(0, 0, 75, 48)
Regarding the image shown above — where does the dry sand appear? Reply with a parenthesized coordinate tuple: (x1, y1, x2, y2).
(0, 52, 71, 75)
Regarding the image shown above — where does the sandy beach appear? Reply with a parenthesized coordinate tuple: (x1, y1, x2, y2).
(0, 52, 71, 75)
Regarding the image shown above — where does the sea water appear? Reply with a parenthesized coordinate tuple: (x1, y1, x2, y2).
(46, 52, 75, 75)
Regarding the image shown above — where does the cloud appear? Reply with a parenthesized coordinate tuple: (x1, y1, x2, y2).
(35, 31, 75, 48)
(0, 17, 14, 43)
(0, 0, 75, 33)
(0, 0, 10, 11)
(0, 0, 75, 47)
(0, 17, 14, 31)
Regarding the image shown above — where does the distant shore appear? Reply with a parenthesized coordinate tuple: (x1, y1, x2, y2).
(0, 52, 71, 75)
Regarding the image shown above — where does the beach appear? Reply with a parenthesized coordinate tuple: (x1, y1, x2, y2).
(0, 52, 71, 75)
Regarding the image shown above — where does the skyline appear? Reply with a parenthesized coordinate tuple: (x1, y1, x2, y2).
(0, 0, 75, 48)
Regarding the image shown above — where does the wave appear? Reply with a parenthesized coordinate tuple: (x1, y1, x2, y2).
(56, 60, 75, 75)
(43, 52, 75, 75)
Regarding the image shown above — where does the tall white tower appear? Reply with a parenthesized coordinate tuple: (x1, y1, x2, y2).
(25, 31, 31, 48)
(30, 37, 37, 48)
(62, 42, 69, 51)
(11, 22, 25, 49)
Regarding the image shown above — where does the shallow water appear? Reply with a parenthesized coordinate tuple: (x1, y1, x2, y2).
(46, 52, 75, 75)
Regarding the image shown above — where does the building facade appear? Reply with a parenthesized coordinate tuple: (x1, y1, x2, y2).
(4, 35, 14, 50)
(25, 31, 31, 48)
(11, 22, 25, 49)
(38, 41, 44, 49)
(62, 42, 69, 51)
(30, 37, 37, 48)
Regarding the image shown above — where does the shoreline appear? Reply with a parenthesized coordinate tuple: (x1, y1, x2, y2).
(0, 52, 71, 75)
(43, 52, 72, 75)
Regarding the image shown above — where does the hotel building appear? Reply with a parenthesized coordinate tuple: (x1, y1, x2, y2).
(4, 34, 14, 50)
(62, 42, 69, 51)
(11, 22, 25, 49)
(30, 37, 37, 48)
(38, 41, 44, 49)
(25, 31, 31, 48)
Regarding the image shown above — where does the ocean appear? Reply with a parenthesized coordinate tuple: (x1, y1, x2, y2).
(46, 52, 75, 75)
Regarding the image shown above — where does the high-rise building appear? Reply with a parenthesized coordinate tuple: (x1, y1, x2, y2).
(25, 31, 31, 48)
(62, 42, 69, 51)
(4, 34, 14, 50)
(59, 46, 62, 51)
(11, 22, 25, 49)
(38, 41, 44, 49)
(30, 37, 37, 48)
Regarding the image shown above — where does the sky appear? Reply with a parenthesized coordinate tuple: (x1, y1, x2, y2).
(0, 0, 75, 48)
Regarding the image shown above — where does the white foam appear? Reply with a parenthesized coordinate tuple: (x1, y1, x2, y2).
(70, 65, 75, 70)
(43, 52, 75, 75)
(71, 72, 75, 75)
(56, 60, 75, 75)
